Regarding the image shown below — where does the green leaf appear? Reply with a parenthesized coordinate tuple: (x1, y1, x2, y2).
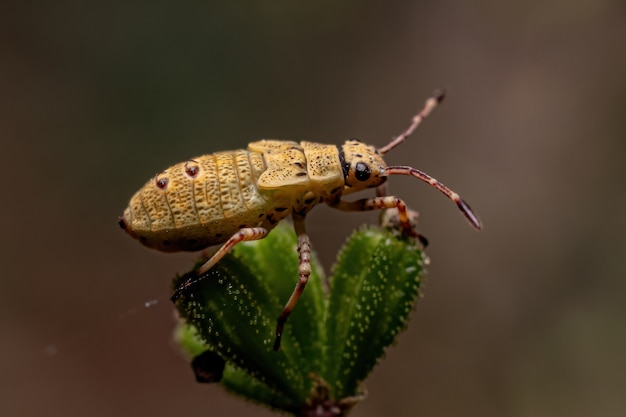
(173, 223, 426, 415)
(172, 224, 326, 407)
(233, 225, 326, 372)
(174, 322, 299, 412)
(323, 227, 425, 398)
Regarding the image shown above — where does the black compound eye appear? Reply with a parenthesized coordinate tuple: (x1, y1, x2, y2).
(355, 162, 371, 181)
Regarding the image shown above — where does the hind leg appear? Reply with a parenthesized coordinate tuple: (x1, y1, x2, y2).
(171, 227, 269, 302)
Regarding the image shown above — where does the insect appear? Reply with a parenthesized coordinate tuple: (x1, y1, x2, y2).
(118, 90, 482, 350)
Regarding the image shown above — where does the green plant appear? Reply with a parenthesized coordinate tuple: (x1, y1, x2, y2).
(173, 222, 426, 416)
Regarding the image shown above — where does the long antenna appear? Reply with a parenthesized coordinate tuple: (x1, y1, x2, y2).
(383, 165, 482, 230)
(378, 89, 446, 155)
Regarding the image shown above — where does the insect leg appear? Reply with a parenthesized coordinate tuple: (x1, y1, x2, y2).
(374, 183, 428, 245)
(170, 227, 268, 302)
(331, 196, 424, 241)
(273, 214, 311, 351)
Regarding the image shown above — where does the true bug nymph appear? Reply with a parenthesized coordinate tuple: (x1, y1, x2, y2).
(119, 90, 482, 350)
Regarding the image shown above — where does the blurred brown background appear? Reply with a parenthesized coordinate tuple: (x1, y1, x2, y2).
(2, 1, 625, 416)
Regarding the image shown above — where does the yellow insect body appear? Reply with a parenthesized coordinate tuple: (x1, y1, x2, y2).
(120, 141, 346, 252)
(119, 91, 482, 350)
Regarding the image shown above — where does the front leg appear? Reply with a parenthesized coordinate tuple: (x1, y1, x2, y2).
(273, 213, 312, 351)
(331, 196, 427, 245)
(374, 184, 428, 246)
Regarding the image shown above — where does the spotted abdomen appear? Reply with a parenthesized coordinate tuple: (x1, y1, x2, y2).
(119, 150, 287, 252)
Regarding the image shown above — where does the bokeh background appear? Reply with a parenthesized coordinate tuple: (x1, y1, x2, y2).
(2, 1, 625, 416)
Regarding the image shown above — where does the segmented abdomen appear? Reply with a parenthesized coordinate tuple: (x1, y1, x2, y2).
(121, 150, 277, 252)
